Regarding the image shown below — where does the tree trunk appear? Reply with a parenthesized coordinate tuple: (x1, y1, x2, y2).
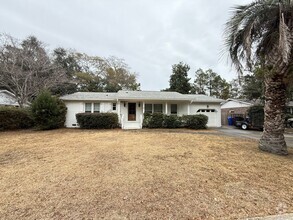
(259, 74, 288, 155)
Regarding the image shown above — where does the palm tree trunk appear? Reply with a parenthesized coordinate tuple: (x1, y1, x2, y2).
(259, 74, 288, 155)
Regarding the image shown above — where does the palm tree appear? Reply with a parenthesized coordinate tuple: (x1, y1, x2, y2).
(224, 0, 293, 155)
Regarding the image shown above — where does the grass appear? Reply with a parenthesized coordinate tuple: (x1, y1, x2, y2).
(0, 129, 293, 219)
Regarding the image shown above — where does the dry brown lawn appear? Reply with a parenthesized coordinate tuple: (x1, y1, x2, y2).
(0, 129, 293, 219)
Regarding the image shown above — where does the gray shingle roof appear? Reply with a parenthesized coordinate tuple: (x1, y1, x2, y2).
(60, 91, 223, 103)
(60, 92, 117, 101)
(117, 90, 189, 101)
(185, 94, 224, 103)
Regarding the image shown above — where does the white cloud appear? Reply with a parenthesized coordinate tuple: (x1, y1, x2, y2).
(0, 0, 252, 90)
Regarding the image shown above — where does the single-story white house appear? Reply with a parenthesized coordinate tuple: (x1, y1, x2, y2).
(0, 90, 19, 107)
(60, 90, 224, 129)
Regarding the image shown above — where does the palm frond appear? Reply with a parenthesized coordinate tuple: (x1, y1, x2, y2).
(224, 0, 293, 73)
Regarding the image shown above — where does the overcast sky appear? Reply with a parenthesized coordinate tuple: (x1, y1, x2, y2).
(0, 0, 252, 91)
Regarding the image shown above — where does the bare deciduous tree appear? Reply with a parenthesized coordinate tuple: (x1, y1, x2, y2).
(0, 34, 67, 107)
(102, 56, 140, 92)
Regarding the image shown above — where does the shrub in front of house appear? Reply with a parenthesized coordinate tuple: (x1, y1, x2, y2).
(143, 113, 208, 129)
(76, 113, 119, 129)
(143, 112, 164, 128)
(163, 115, 182, 128)
(182, 114, 208, 129)
(0, 107, 34, 130)
(31, 90, 67, 130)
(142, 112, 152, 128)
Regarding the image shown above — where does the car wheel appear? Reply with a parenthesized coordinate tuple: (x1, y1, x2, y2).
(241, 123, 248, 130)
(290, 121, 293, 128)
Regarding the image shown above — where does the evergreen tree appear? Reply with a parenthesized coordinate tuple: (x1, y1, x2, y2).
(167, 62, 191, 94)
(31, 90, 67, 130)
(192, 68, 230, 99)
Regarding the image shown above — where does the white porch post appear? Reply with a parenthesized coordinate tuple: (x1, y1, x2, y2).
(117, 100, 121, 123)
(165, 102, 168, 115)
(141, 101, 145, 129)
(187, 103, 190, 115)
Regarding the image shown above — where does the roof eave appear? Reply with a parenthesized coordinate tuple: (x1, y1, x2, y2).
(61, 98, 117, 101)
(118, 97, 190, 101)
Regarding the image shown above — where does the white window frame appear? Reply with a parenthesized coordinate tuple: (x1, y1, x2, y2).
(154, 104, 163, 113)
(145, 103, 165, 113)
(85, 102, 100, 113)
(170, 104, 177, 115)
(145, 104, 153, 113)
(93, 103, 100, 113)
(85, 103, 92, 113)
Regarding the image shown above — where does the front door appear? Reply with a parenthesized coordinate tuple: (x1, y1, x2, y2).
(128, 103, 136, 121)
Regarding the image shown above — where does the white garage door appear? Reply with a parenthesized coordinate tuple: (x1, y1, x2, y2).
(196, 109, 217, 127)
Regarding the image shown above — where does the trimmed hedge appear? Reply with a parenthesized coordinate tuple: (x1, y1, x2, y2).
(0, 107, 34, 130)
(163, 115, 182, 128)
(143, 113, 208, 129)
(147, 112, 165, 128)
(76, 113, 119, 129)
(182, 114, 208, 129)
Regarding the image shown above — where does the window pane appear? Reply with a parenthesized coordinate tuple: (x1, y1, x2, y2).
(94, 103, 100, 113)
(145, 104, 152, 113)
(197, 109, 216, 113)
(113, 103, 116, 111)
(85, 103, 91, 113)
(171, 104, 177, 114)
(154, 104, 163, 113)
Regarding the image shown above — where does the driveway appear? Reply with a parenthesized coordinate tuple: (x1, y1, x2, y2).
(216, 126, 293, 148)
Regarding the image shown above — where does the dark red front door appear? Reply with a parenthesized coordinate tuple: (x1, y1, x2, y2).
(128, 103, 136, 121)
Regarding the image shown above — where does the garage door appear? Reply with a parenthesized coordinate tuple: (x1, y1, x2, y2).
(196, 109, 217, 127)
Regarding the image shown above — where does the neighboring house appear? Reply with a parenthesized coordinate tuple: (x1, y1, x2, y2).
(0, 90, 19, 107)
(220, 99, 253, 125)
(60, 90, 223, 129)
(221, 99, 293, 125)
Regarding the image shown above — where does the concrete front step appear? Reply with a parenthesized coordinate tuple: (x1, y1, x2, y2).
(122, 122, 142, 129)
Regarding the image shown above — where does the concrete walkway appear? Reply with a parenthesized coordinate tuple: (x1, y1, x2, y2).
(246, 213, 293, 220)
